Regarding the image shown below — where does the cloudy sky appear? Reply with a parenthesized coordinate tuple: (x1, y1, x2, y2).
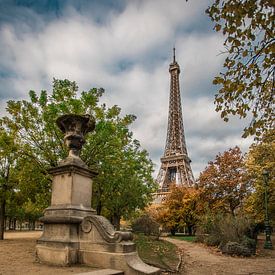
(0, 0, 253, 178)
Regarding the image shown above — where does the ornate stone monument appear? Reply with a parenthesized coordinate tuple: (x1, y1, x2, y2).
(36, 114, 160, 275)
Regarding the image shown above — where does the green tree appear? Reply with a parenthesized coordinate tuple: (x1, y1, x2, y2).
(198, 146, 249, 215)
(0, 129, 18, 239)
(207, 0, 275, 138)
(244, 129, 275, 223)
(1, 79, 156, 231)
(5, 191, 25, 230)
(80, 103, 156, 229)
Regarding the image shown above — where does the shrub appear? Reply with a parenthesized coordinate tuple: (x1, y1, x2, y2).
(196, 212, 223, 245)
(220, 241, 252, 257)
(205, 234, 222, 247)
(196, 212, 257, 255)
(240, 236, 256, 254)
(131, 214, 160, 238)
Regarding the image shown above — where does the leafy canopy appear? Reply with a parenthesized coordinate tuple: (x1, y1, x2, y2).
(1, 79, 156, 228)
(207, 0, 275, 138)
(156, 185, 201, 235)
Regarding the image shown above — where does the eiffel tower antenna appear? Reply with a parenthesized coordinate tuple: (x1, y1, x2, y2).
(155, 49, 194, 202)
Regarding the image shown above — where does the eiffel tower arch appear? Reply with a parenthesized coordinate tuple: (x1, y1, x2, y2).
(155, 49, 194, 202)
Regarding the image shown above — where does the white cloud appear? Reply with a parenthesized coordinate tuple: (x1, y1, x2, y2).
(0, 0, 254, 180)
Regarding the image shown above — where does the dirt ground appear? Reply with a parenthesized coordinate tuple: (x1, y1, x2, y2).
(0, 231, 97, 275)
(0, 231, 275, 275)
(166, 235, 275, 275)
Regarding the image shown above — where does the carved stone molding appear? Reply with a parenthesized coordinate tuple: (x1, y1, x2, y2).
(80, 215, 133, 243)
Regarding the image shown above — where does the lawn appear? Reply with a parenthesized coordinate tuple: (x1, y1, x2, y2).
(170, 235, 196, 242)
(134, 233, 180, 271)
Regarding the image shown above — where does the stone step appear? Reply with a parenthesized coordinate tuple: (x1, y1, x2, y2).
(76, 269, 124, 275)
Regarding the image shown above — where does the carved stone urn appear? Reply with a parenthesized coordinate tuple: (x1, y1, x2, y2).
(36, 113, 160, 275)
(57, 114, 95, 167)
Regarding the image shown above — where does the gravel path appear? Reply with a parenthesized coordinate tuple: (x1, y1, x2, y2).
(165, 236, 275, 275)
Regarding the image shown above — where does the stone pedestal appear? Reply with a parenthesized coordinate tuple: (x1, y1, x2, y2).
(36, 163, 96, 265)
(36, 164, 160, 274)
(36, 114, 160, 274)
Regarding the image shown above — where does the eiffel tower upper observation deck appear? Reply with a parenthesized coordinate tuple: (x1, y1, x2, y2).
(155, 49, 195, 202)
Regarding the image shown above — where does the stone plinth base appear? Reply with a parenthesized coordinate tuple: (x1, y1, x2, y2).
(36, 163, 160, 274)
(36, 243, 78, 266)
(36, 214, 160, 274)
(77, 215, 160, 274)
(79, 250, 160, 275)
(36, 214, 81, 265)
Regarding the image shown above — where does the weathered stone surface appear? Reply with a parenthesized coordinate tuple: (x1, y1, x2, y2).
(36, 164, 93, 266)
(42, 205, 95, 218)
(79, 251, 159, 275)
(49, 164, 95, 208)
(56, 114, 95, 165)
(36, 244, 78, 266)
(78, 215, 160, 274)
(38, 223, 79, 242)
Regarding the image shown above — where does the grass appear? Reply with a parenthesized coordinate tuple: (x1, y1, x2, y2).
(170, 235, 197, 242)
(134, 233, 179, 271)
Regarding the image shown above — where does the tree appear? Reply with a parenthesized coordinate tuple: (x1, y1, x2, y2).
(81, 104, 156, 229)
(1, 79, 156, 231)
(156, 185, 201, 235)
(96, 144, 155, 230)
(0, 129, 17, 239)
(198, 146, 249, 215)
(244, 129, 275, 223)
(207, 0, 275, 138)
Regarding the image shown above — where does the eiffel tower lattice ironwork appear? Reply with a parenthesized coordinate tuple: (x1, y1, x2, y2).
(156, 49, 194, 201)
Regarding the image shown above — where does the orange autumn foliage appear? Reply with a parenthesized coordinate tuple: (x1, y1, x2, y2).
(198, 146, 250, 215)
(155, 185, 202, 235)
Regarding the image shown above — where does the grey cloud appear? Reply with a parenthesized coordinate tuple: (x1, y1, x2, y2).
(0, 0, 253, 180)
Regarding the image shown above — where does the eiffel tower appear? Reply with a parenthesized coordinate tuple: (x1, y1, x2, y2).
(155, 49, 194, 202)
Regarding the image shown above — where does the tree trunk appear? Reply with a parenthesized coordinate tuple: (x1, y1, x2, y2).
(96, 200, 102, 215)
(170, 227, 176, 236)
(13, 218, 16, 230)
(0, 198, 6, 240)
(8, 218, 12, 230)
(112, 213, 121, 231)
(187, 225, 193, 236)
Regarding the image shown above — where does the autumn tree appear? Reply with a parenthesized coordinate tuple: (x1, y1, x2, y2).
(1, 79, 156, 231)
(244, 129, 275, 223)
(156, 185, 201, 235)
(207, 0, 275, 138)
(198, 146, 249, 215)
